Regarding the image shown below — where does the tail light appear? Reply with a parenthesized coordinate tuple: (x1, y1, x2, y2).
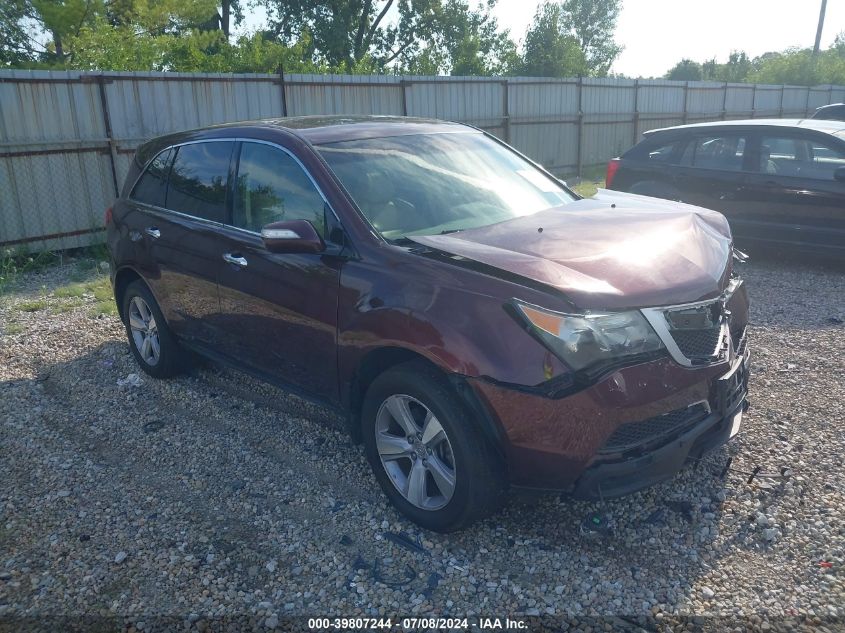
(104, 206, 113, 226)
(605, 158, 621, 189)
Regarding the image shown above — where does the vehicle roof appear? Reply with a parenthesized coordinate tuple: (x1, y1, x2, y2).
(644, 118, 845, 139)
(195, 115, 473, 144)
(815, 103, 845, 110)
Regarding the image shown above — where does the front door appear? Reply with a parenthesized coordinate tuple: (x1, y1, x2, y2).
(215, 141, 342, 403)
(737, 131, 845, 251)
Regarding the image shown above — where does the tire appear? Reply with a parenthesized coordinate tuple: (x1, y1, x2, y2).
(121, 280, 185, 379)
(629, 180, 683, 202)
(362, 360, 506, 532)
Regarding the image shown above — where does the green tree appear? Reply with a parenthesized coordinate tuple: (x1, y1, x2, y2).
(748, 47, 845, 86)
(558, 0, 621, 76)
(404, 0, 518, 75)
(29, 0, 103, 62)
(665, 59, 702, 81)
(520, 1, 587, 77)
(720, 50, 752, 82)
(67, 21, 321, 72)
(262, 0, 442, 70)
(0, 0, 33, 65)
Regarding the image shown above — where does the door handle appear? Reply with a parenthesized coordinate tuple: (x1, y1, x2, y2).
(222, 253, 248, 268)
(145, 227, 161, 239)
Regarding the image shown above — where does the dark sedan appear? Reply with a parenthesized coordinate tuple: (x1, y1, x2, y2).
(605, 119, 845, 256)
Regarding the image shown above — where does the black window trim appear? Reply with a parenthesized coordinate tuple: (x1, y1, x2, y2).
(127, 137, 342, 239)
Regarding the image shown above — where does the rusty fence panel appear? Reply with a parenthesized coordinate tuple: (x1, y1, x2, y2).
(1, 70, 843, 252)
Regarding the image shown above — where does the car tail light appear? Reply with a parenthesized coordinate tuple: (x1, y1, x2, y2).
(104, 206, 113, 226)
(605, 158, 621, 189)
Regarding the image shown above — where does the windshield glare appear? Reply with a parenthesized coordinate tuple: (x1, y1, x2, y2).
(317, 132, 576, 240)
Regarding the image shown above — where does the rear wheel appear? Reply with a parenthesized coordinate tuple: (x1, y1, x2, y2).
(362, 360, 505, 532)
(122, 280, 185, 379)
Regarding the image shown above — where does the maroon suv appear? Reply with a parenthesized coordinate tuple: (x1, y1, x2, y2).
(106, 116, 750, 531)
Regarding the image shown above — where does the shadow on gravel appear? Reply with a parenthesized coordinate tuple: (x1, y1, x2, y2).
(0, 337, 766, 618)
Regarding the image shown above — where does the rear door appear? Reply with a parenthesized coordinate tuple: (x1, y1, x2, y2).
(128, 140, 235, 346)
(671, 131, 752, 217)
(738, 130, 845, 252)
(214, 140, 342, 402)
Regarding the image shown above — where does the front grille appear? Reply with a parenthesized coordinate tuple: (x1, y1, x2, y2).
(672, 327, 722, 359)
(600, 403, 710, 454)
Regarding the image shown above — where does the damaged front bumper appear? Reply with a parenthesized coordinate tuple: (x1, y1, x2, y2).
(468, 334, 750, 493)
(570, 346, 750, 500)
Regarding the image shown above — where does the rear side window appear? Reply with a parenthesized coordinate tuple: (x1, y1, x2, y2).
(130, 148, 174, 207)
(759, 135, 845, 179)
(232, 142, 326, 235)
(813, 105, 845, 120)
(681, 134, 747, 172)
(627, 139, 685, 164)
(166, 142, 233, 222)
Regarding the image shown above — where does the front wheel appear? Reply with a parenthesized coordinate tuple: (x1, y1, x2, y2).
(362, 361, 505, 532)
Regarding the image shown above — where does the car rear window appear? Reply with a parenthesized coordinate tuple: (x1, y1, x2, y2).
(812, 105, 845, 120)
(130, 148, 174, 207)
(166, 141, 234, 222)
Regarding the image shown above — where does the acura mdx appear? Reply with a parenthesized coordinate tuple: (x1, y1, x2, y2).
(107, 116, 750, 531)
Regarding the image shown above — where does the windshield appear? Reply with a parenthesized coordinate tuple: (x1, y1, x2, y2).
(317, 132, 576, 240)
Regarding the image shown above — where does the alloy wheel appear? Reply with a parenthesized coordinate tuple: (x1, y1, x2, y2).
(375, 394, 456, 510)
(128, 296, 160, 366)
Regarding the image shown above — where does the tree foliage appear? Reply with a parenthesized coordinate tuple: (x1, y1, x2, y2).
(665, 58, 702, 81)
(519, 0, 621, 77)
(261, 0, 438, 70)
(557, 0, 621, 76)
(403, 0, 518, 75)
(665, 36, 845, 86)
(0, 0, 626, 77)
(520, 2, 586, 77)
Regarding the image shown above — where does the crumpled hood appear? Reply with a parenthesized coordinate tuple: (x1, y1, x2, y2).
(409, 189, 733, 310)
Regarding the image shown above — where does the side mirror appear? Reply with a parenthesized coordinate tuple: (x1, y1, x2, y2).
(835, 166, 845, 183)
(261, 219, 325, 254)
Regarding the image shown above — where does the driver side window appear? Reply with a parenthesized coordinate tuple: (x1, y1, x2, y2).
(232, 142, 326, 235)
(759, 135, 845, 180)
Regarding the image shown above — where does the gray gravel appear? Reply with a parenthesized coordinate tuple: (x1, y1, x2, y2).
(0, 255, 843, 630)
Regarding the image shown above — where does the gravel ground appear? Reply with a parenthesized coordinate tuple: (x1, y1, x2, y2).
(0, 255, 843, 632)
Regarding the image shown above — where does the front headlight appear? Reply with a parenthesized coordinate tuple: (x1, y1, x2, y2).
(513, 301, 665, 372)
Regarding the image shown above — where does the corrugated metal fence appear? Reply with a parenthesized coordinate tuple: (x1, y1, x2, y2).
(1, 70, 844, 252)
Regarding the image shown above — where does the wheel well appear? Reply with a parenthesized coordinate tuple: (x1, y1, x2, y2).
(113, 267, 142, 322)
(347, 348, 443, 443)
(346, 348, 506, 464)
